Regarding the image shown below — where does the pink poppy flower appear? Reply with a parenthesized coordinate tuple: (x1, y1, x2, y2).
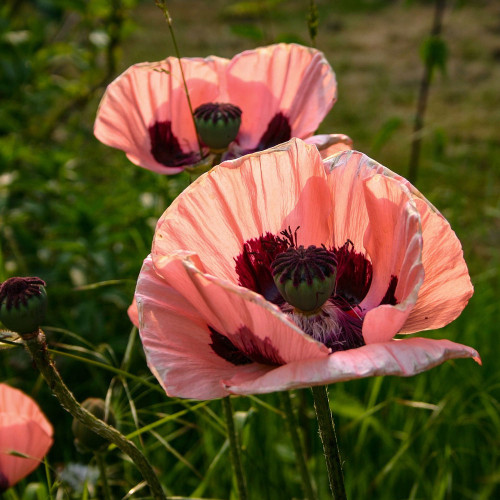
(133, 138, 479, 400)
(94, 43, 351, 174)
(0, 383, 53, 492)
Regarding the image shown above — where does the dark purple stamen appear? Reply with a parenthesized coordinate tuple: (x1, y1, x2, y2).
(149, 120, 200, 168)
(209, 326, 285, 366)
(0, 277, 46, 310)
(234, 232, 399, 353)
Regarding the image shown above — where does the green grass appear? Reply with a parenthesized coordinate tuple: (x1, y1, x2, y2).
(1, 0, 499, 498)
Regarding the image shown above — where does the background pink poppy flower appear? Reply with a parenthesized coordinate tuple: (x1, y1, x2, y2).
(0, 383, 53, 492)
(134, 138, 479, 399)
(94, 43, 351, 174)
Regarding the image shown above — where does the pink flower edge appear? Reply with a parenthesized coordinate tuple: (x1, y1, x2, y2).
(224, 338, 481, 395)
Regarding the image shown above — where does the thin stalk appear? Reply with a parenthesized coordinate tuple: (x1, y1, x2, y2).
(221, 396, 248, 500)
(95, 452, 112, 500)
(408, 0, 447, 184)
(311, 385, 347, 500)
(155, 1, 204, 158)
(280, 391, 316, 500)
(22, 329, 167, 500)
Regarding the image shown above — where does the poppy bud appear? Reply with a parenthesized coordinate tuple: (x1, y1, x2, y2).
(193, 102, 242, 152)
(72, 398, 116, 452)
(0, 277, 47, 335)
(271, 245, 337, 313)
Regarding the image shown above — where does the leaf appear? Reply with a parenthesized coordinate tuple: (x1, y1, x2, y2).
(0, 329, 22, 350)
(420, 35, 448, 75)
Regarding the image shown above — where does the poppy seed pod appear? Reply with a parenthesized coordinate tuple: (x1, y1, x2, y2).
(72, 398, 116, 452)
(194, 102, 242, 151)
(0, 277, 47, 335)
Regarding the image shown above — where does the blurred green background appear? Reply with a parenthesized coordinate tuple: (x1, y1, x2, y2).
(1, 0, 499, 498)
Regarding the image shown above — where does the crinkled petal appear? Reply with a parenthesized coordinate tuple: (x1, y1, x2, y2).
(401, 198, 474, 332)
(227, 44, 337, 150)
(137, 255, 328, 400)
(224, 338, 481, 395)
(360, 174, 424, 343)
(94, 56, 228, 173)
(136, 257, 269, 400)
(153, 138, 332, 282)
(304, 133, 353, 158)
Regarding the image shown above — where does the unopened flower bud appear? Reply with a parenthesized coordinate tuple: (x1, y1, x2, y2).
(194, 102, 242, 152)
(72, 398, 116, 452)
(271, 245, 337, 313)
(0, 277, 47, 335)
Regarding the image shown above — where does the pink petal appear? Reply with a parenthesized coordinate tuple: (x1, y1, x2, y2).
(153, 139, 332, 282)
(401, 197, 474, 332)
(360, 174, 424, 343)
(94, 56, 228, 173)
(137, 255, 328, 400)
(304, 134, 353, 158)
(227, 44, 337, 149)
(0, 384, 53, 488)
(224, 337, 481, 395)
(127, 297, 139, 327)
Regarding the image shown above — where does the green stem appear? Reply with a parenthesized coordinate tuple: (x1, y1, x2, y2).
(311, 385, 347, 500)
(95, 452, 112, 500)
(155, 1, 204, 159)
(408, 0, 446, 184)
(280, 391, 316, 500)
(22, 329, 167, 500)
(221, 396, 248, 500)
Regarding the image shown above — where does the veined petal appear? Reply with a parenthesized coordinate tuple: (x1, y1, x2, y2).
(136, 257, 268, 400)
(224, 337, 481, 395)
(94, 56, 228, 173)
(360, 174, 424, 343)
(153, 139, 332, 282)
(137, 255, 328, 399)
(401, 197, 474, 332)
(153, 254, 330, 362)
(227, 44, 337, 150)
(304, 133, 353, 158)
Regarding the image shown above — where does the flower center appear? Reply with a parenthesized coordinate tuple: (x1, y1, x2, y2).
(193, 102, 242, 152)
(271, 245, 337, 314)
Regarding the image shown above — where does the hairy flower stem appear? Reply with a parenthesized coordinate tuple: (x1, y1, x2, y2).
(22, 329, 167, 500)
(221, 396, 248, 500)
(155, 1, 204, 159)
(311, 385, 347, 500)
(95, 452, 112, 500)
(280, 391, 316, 500)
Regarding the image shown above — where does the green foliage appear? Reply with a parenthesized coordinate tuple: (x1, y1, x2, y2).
(420, 34, 448, 77)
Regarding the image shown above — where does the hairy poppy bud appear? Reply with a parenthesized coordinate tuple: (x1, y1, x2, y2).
(72, 398, 116, 452)
(194, 102, 242, 152)
(0, 277, 47, 335)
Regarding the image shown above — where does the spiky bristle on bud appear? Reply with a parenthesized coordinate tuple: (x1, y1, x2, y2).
(0, 277, 47, 334)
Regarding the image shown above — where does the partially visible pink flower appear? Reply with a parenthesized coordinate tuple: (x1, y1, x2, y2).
(134, 138, 479, 400)
(94, 44, 351, 174)
(0, 384, 53, 492)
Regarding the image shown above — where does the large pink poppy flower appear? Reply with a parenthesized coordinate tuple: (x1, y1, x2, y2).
(0, 383, 53, 492)
(94, 43, 351, 174)
(134, 138, 479, 400)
